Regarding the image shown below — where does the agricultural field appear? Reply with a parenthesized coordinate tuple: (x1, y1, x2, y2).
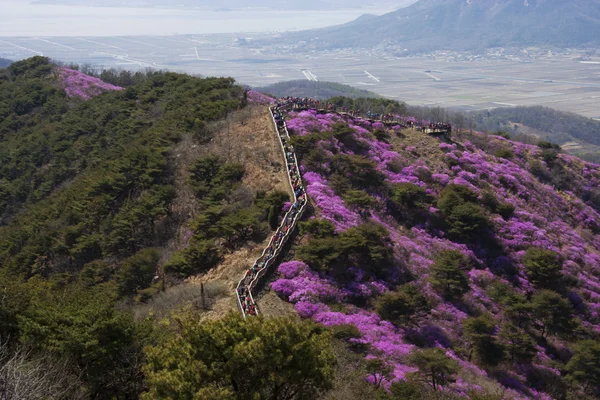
(1, 34, 600, 118)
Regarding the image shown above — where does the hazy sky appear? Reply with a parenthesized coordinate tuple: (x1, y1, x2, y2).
(0, 0, 398, 36)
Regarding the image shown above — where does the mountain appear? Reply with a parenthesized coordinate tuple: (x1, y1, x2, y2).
(254, 80, 381, 100)
(280, 0, 600, 51)
(0, 58, 11, 68)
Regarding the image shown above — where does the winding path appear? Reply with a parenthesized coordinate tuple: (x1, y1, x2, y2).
(235, 98, 452, 318)
(235, 101, 308, 318)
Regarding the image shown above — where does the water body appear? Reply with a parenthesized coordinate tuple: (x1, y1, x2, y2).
(0, 1, 393, 36)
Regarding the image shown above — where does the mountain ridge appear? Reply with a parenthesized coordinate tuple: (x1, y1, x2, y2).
(277, 0, 600, 51)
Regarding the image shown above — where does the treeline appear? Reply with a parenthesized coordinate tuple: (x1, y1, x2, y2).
(255, 80, 380, 100)
(329, 96, 408, 115)
(472, 105, 600, 146)
(403, 103, 600, 162)
(54, 60, 167, 87)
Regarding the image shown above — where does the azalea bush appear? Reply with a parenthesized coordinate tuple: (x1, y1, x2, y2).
(281, 107, 600, 398)
(60, 67, 123, 99)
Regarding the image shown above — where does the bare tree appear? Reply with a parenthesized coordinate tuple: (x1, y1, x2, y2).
(0, 341, 86, 400)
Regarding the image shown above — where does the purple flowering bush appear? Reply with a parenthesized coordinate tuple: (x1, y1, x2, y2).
(278, 108, 600, 398)
(59, 67, 123, 100)
(303, 171, 360, 231)
(246, 89, 275, 104)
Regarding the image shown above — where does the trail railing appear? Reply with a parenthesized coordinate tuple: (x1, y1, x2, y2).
(234, 97, 451, 317)
(235, 101, 308, 318)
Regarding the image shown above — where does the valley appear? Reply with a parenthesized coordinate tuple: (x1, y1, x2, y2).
(2, 35, 599, 118)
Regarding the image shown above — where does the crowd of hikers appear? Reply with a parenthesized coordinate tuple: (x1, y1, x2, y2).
(279, 96, 451, 134)
(236, 95, 451, 317)
(421, 122, 453, 133)
(236, 100, 307, 317)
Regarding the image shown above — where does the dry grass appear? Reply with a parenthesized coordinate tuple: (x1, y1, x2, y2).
(389, 128, 450, 173)
(319, 340, 379, 400)
(207, 104, 290, 194)
(133, 281, 227, 322)
(255, 290, 297, 318)
(136, 104, 292, 321)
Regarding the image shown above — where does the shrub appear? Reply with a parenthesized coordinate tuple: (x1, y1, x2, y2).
(530, 160, 551, 183)
(408, 348, 459, 391)
(532, 290, 577, 339)
(343, 189, 376, 213)
(163, 240, 221, 279)
(446, 202, 489, 239)
(480, 190, 500, 211)
(79, 260, 113, 287)
(331, 324, 362, 340)
(215, 207, 267, 247)
(299, 219, 336, 239)
(494, 148, 514, 159)
(290, 131, 333, 159)
(332, 122, 369, 153)
(267, 205, 279, 230)
(537, 140, 554, 149)
(135, 282, 162, 303)
(522, 247, 563, 289)
(566, 340, 600, 390)
(430, 250, 471, 299)
(390, 183, 431, 213)
(497, 202, 515, 219)
(373, 128, 390, 143)
(117, 248, 160, 297)
(331, 155, 386, 192)
(437, 184, 479, 215)
(462, 314, 504, 365)
(542, 148, 559, 164)
(375, 283, 429, 325)
(498, 323, 536, 363)
(142, 312, 336, 400)
(189, 155, 244, 200)
(298, 222, 393, 278)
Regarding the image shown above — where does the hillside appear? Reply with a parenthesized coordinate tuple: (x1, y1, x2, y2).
(267, 105, 600, 398)
(471, 106, 600, 163)
(277, 0, 600, 51)
(0, 57, 297, 398)
(2, 57, 600, 399)
(254, 80, 381, 100)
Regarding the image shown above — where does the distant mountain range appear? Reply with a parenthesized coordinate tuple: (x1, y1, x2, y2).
(31, 0, 417, 11)
(279, 0, 600, 51)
